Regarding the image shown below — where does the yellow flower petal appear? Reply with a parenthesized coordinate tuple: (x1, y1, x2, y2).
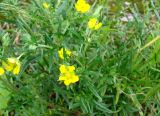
(95, 23, 102, 30)
(0, 67, 5, 75)
(58, 48, 64, 60)
(64, 80, 71, 86)
(75, 0, 90, 13)
(88, 18, 102, 30)
(71, 75, 79, 83)
(58, 64, 79, 86)
(88, 18, 97, 29)
(13, 65, 20, 75)
(65, 49, 71, 56)
(59, 65, 67, 74)
(58, 48, 71, 60)
(81, 4, 90, 13)
(68, 66, 75, 72)
(2, 61, 14, 71)
(59, 76, 66, 81)
(2, 58, 21, 75)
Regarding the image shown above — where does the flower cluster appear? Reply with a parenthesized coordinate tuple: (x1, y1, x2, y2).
(43, 0, 103, 86)
(0, 58, 21, 76)
(88, 18, 102, 30)
(58, 48, 71, 60)
(58, 65, 79, 86)
(75, 0, 90, 13)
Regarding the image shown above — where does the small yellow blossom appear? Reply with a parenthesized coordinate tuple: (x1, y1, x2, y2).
(75, 0, 90, 13)
(3, 58, 21, 75)
(0, 67, 4, 75)
(43, 2, 50, 9)
(59, 65, 79, 86)
(88, 18, 97, 29)
(88, 18, 102, 30)
(58, 48, 71, 60)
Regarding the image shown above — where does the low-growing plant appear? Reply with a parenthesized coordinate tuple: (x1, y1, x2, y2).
(0, 0, 160, 115)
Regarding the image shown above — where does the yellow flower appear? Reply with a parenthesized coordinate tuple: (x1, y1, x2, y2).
(58, 48, 71, 60)
(43, 2, 50, 9)
(88, 18, 102, 30)
(59, 65, 79, 86)
(63, 74, 79, 86)
(3, 58, 21, 75)
(75, 0, 90, 13)
(0, 67, 5, 75)
(88, 18, 97, 29)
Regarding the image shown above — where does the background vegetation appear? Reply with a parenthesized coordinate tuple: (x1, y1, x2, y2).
(0, 0, 160, 115)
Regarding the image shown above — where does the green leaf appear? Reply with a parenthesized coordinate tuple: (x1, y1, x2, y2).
(94, 101, 118, 114)
(88, 82, 102, 102)
(56, 0, 68, 16)
(114, 83, 121, 105)
(128, 88, 142, 111)
(18, 54, 42, 78)
(80, 98, 88, 114)
(2, 33, 10, 47)
(0, 80, 11, 110)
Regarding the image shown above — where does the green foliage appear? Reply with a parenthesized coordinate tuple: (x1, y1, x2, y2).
(0, 0, 160, 115)
(0, 80, 11, 110)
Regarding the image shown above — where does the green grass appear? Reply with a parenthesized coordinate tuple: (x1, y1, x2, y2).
(0, 0, 160, 115)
